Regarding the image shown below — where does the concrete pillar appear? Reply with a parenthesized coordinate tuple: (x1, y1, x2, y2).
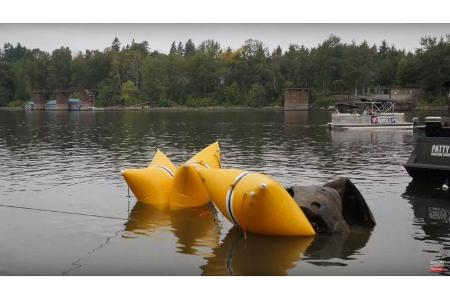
(32, 91, 47, 110)
(80, 89, 95, 108)
(284, 88, 310, 111)
(55, 90, 69, 110)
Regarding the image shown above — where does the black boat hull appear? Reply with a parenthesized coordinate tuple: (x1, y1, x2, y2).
(404, 134, 450, 182)
(404, 162, 450, 181)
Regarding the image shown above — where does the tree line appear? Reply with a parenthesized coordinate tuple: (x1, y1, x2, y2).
(1, 35, 449, 107)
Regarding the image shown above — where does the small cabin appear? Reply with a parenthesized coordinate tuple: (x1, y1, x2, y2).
(29, 89, 95, 111)
(44, 100, 56, 110)
(24, 101, 34, 110)
(45, 98, 81, 110)
(68, 98, 81, 110)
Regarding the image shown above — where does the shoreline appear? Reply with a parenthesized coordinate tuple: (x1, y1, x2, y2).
(93, 105, 284, 112)
(1, 105, 449, 112)
(0, 105, 287, 112)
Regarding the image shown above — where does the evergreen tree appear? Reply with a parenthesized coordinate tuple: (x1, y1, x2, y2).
(111, 37, 121, 52)
(184, 39, 196, 57)
(177, 42, 184, 56)
(169, 41, 177, 56)
(1, 35, 450, 107)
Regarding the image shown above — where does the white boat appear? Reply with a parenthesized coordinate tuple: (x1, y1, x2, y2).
(328, 100, 413, 130)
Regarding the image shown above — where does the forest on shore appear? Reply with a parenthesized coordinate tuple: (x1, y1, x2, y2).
(0, 35, 449, 108)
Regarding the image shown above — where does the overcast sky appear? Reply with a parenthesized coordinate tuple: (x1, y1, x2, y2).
(0, 24, 449, 54)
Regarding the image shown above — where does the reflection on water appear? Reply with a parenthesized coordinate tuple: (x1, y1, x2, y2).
(284, 111, 309, 125)
(201, 227, 313, 275)
(403, 181, 450, 275)
(330, 129, 413, 145)
(304, 227, 372, 266)
(125, 202, 221, 256)
(1, 109, 449, 275)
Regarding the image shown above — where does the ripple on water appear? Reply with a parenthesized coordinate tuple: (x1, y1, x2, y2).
(0, 110, 449, 275)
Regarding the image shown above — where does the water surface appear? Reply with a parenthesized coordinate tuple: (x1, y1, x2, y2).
(0, 109, 449, 275)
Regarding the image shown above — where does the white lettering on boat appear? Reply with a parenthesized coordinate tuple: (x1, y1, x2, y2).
(371, 116, 396, 124)
(431, 145, 450, 157)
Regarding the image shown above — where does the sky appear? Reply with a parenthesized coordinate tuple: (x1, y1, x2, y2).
(0, 23, 449, 54)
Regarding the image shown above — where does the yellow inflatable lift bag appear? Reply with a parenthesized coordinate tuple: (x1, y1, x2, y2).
(197, 168, 315, 236)
(169, 141, 221, 210)
(121, 149, 176, 209)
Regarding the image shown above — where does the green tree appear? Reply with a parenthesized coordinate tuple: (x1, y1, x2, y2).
(169, 41, 177, 56)
(311, 35, 343, 96)
(397, 54, 420, 86)
(48, 47, 72, 90)
(188, 40, 224, 98)
(281, 44, 313, 89)
(121, 80, 139, 105)
(184, 39, 196, 57)
(177, 42, 184, 56)
(417, 36, 450, 94)
(375, 40, 403, 88)
(342, 41, 376, 95)
(0, 62, 15, 105)
(245, 83, 266, 107)
(13, 58, 38, 100)
(111, 37, 121, 52)
(142, 55, 168, 105)
(2, 34, 450, 108)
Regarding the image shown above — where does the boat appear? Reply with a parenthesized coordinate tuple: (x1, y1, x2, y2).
(328, 99, 413, 130)
(404, 116, 450, 183)
(197, 168, 315, 236)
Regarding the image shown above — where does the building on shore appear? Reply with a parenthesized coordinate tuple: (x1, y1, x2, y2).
(29, 89, 95, 111)
(360, 86, 421, 110)
(44, 98, 81, 110)
(328, 86, 422, 111)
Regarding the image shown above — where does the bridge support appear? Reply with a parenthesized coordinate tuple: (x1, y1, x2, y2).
(55, 90, 70, 110)
(31, 91, 47, 110)
(284, 88, 310, 110)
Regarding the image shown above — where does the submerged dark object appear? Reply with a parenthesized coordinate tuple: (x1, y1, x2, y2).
(286, 178, 375, 234)
(304, 226, 371, 263)
(404, 116, 450, 183)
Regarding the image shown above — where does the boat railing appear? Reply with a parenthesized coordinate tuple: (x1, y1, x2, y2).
(334, 100, 397, 116)
(368, 101, 395, 115)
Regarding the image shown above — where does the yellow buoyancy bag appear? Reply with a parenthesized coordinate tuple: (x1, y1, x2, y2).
(169, 141, 222, 210)
(197, 168, 316, 236)
(121, 149, 177, 209)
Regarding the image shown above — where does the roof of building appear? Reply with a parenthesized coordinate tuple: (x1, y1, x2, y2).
(44, 98, 80, 105)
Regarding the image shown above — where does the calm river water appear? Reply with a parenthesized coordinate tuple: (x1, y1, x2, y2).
(0, 109, 449, 275)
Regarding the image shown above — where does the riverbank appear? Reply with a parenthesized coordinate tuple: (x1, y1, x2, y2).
(93, 105, 284, 112)
(0, 105, 285, 112)
(1, 104, 448, 112)
(413, 106, 450, 111)
(0, 106, 23, 111)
